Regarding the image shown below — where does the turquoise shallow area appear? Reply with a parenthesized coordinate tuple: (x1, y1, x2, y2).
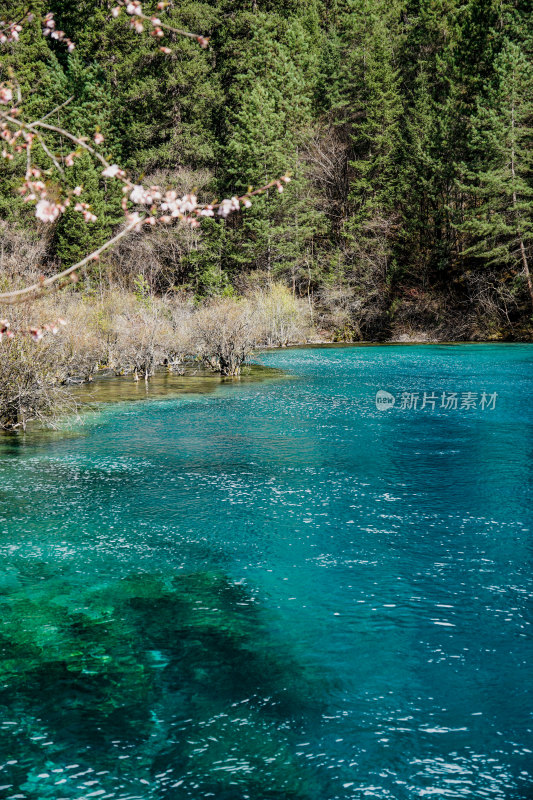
(0, 344, 532, 799)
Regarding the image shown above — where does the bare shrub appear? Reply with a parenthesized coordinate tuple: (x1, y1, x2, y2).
(110, 225, 201, 294)
(189, 298, 259, 376)
(317, 283, 363, 340)
(112, 299, 177, 379)
(0, 222, 49, 290)
(250, 283, 313, 346)
(0, 312, 75, 429)
(40, 294, 109, 382)
(463, 268, 524, 330)
(38, 289, 196, 381)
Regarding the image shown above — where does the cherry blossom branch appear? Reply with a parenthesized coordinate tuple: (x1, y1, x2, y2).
(0, 317, 66, 342)
(36, 95, 74, 123)
(0, 215, 144, 305)
(0, 7, 291, 324)
(112, 2, 210, 50)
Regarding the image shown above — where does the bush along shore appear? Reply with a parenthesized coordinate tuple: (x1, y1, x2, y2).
(1, 265, 531, 431)
(0, 282, 317, 430)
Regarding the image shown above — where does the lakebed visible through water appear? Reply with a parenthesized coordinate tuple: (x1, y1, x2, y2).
(0, 344, 531, 799)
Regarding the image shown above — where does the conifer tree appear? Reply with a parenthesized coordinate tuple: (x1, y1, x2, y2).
(54, 153, 111, 267)
(215, 11, 324, 291)
(458, 39, 533, 309)
(331, 0, 405, 292)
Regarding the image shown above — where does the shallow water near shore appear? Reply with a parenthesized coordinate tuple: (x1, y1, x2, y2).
(0, 343, 531, 799)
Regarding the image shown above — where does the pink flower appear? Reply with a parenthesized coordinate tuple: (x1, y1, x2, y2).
(218, 197, 240, 217)
(73, 185, 83, 196)
(125, 211, 143, 230)
(181, 194, 197, 213)
(159, 46, 172, 54)
(112, 6, 121, 17)
(101, 164, 121, 178)
(0, 88, 13, 105)
(129, 185, 147, 204)
(94, 132, 104, 145)
(35, 199, 62, 223)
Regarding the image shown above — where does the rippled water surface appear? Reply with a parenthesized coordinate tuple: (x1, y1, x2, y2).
(0, 344, 532, 799)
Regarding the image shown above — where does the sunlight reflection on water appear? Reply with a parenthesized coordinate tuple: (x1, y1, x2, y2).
(0, 344, 531, 799)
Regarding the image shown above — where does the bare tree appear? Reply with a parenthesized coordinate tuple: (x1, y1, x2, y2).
(190, 299, 259, 377)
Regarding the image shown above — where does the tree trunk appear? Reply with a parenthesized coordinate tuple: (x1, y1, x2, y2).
(510, 96, 533, 309)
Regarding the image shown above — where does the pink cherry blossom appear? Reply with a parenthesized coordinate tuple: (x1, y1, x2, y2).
(129, 185, 148, 204)
(102, 164, 121, 178)
(0, 87, 13, 105)
(35, 199, 62, 223)
(218, 197, 240, 217)
(181, 194, 197, 213)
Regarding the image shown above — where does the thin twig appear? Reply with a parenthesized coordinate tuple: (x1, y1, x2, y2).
(36, 95, 74, 123)
(0, 216, 144, 304)
(32, 128, 65, 175)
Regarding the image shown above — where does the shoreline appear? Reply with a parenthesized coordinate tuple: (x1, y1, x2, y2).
(2, 340, 531, 438)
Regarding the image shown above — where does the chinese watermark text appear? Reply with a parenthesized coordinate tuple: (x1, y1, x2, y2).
(375, 389, 498, 411)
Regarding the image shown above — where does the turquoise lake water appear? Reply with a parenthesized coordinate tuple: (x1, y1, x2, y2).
(0, 344, 532, 799)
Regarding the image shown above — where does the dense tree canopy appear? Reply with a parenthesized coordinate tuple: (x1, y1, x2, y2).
(1, 0, 532, 337)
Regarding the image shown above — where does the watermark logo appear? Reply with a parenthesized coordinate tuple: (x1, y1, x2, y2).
(375, 389, 498, 411)
(375, 390, 396, 411)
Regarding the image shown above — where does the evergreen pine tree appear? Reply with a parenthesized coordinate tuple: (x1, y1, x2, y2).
(54, 153, 111, 266)
(458, 39, 533, 308)
(215, 10, 325, 291)
(335, 0, 404, 286)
